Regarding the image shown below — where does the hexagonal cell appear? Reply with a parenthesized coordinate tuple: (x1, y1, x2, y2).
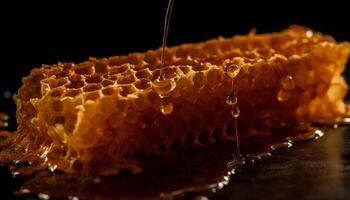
(41, 77, 57, 89)
(94, 61, 109, 73)
(85, 75, 103, 84)
(66, 80, 86, 89)
(73, 62, 94, 75)
(50, 87, 66, 97)
(102, 87, 118, 96)
(109, 64, 130, 75)
(56, 77, 69, 87)
(55, 69, 71, 79)
(65, 88, 83, 97)
(179, 65, 191, 75)
(223, 50, 244, 60)
(150, 69, 160, 81)
(134, 79, 152, 90)
(135, 68, 153, 80)
(83, 84, 102, 92)
(119, 85, 136, 97)
(191, 63, 209, 72)
(101, 79, 115, 87)
(133, 64, 148, 71)
(117, 73, 136, 85)
(44, 65, 64, 77)
(68, 74, 84, 82)
(159, 66, 179, 79)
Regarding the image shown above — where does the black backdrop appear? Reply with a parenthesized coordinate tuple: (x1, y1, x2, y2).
(1, 0, 349, 129)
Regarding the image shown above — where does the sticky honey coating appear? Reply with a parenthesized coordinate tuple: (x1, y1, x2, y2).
(14, 25, 350, 174)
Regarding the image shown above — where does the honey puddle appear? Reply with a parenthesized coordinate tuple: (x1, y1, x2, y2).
(2, 118, 349, 199)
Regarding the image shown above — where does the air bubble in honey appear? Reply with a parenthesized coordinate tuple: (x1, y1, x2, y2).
(226, 92, 238, 106)
(281, 75, 295, 90)
(277, 89, 290, 102)
(231, 106, 240, 118)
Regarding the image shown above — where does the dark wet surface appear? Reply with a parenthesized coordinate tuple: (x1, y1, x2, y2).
(206, 127, 350, 200)
(0, 126, 349, 200)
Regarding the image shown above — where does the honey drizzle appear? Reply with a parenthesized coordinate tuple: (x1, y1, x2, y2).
(160, 0, 175, 65)
(154, 0, 176, 115)
(224, 62, 244, 166)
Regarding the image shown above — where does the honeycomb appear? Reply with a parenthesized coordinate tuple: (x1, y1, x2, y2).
(14, 25, 350, 174)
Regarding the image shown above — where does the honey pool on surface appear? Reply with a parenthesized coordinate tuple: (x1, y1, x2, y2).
(0, 122, 339, 200)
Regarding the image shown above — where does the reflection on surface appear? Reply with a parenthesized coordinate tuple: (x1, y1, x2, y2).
(208, 127, 350, 200)
(1, 127, 350, 199)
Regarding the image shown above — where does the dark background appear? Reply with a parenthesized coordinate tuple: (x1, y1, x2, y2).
(0, 0, 349, 129)
(0, 1, 350, 199)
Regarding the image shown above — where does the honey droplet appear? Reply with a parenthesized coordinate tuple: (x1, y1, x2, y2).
(231, 106, 240, 118)
(160, 102, 174, 115)
(160, 97, 174, 115)
(281, 75, 295, 90)
(0, 121, 9, 128)
(226, 92, 238, 106)
(153, 78, 176, 97)
(224, 63, 240, 78)
(277, 89, 290, 102)
(0, 112, 9, 121)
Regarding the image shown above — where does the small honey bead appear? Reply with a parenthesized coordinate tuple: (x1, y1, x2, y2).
(0, 112, 9, 121)
(160, 97, 174, 115)
(0, 121, 9, 127)
(226, 92, 238, 106)
(277, 89, 290, 102)
(281, 75, 295, 90)
(231, 106, 240, 118)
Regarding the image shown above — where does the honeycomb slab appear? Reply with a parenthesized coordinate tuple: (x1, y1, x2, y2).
(14, 26, 350, 174)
